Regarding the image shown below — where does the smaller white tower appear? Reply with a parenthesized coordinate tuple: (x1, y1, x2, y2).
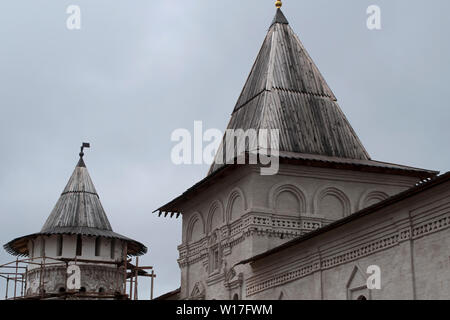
(3, 143, 147, 299)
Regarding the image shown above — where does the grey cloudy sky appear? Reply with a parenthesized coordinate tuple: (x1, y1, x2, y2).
(0, 0, 449, 298)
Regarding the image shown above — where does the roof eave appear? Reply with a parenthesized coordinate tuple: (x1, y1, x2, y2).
(4, 228, 148, 257)
(154, 153, 437, 217)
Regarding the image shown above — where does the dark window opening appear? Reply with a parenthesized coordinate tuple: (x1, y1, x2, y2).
(99, 287, 105, 294)
(214, 250, 219, 269)
(209, 246, 220, 273)
(233, 293, 239, 300)
(76, 235, 82, 256)
(95, 237, 101, 257)
(79, 287, 86, 293)
(110, 239, 116, 259)
(40, 238, 46, 258)
(357, 295, 367, 300)
(59, 287, 66, 293)
(56, 235, 63, 256)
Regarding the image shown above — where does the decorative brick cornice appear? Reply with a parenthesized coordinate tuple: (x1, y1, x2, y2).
(245, 209, 450, 297)
(178, 213, 328, 268)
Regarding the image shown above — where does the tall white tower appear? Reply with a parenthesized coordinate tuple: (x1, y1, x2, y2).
(154, 4, 434, 300)
(3, 144, 147, 299)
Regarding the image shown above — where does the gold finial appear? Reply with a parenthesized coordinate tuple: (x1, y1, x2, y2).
(275, 1, 282, 9)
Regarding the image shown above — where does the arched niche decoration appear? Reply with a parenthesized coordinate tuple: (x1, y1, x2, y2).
(186, 212, 205, 243)
(225, 188, 247, 223)
(190, 281, 206, 300)
(346, 265, 371, 300)
(314, 186, 351, 219)
(269, 184, 307, 216)
(359, 190, 389, 210)
(206, 200, 225, 234)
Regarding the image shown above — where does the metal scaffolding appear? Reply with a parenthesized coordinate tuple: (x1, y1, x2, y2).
(0, 256, 155, 300)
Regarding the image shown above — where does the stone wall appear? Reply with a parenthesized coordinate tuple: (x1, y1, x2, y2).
(244, 180, 450, 300)
(177, 164, 421, 299)
(26, 264, 125, 297)
(25, 235, 127, 298)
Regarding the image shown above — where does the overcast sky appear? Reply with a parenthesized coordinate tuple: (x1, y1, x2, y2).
(1, 0, 449, 299)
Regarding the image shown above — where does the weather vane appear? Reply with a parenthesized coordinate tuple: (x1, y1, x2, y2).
(79, 142, 90, 158)
(275, 0, 282, 9)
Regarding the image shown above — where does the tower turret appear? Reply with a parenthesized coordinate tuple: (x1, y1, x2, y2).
(3, 144, 147, 299)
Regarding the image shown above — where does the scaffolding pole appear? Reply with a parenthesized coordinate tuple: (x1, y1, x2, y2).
(134, 257, 139, 300)
(1, 256, 155, 300)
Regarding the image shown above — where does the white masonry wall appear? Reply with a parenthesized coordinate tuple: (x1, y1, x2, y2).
(177, 163, 421, 300)
(29, 235, 124, 266)
(244, 179, 450, 300)
(25, 235, 126, 297)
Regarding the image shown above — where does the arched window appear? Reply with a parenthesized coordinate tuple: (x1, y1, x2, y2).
(95, 237, 101, 257)
(213, 250, 219, 269)
(40, 237, 46, 258)
(30, 240, 35, 258)
(357, 295, 367, 300)
(233, 293, 239, 300)
(76, 235, 82, 256)
(56, 235, 63, 256)
(110, 239, 116, 259)
(208, 231, 221, 274)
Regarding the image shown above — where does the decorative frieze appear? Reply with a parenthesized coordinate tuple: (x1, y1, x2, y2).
(245, 211, 450, 297)
(178, 213, 328, 267)
(412, 213, 450, 239)
(247, 262, 320, 296)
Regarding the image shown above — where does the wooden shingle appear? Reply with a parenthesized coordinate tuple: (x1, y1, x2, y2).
(209, 9, 369, 174)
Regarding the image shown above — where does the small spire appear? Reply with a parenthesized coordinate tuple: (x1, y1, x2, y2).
(275, 1, 282, 9)
(271, 6, 289, 26)
(77, 142, 90, 167)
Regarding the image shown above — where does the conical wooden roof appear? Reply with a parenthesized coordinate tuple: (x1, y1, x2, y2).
(40, 157, 113, 232)
(209, 9, 370, 174)
(4, 154, 147, 256)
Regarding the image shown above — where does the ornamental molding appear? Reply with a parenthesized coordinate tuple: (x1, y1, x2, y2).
(358, 189, 389, 210)
(225, 187, 248, 224)
(206, 200, 225, 234)
(206, 271, 226, 286)
(313, 185, 352, 217)
(245, 208, 450, 297)
(263, 166, 416, 188)
(268, 183, 308, 213)
(189, 281, 206, 300)
(185, 211, 206, 243)
(178, 213, 328, 267)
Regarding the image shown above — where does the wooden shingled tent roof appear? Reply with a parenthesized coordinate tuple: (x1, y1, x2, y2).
(4, 149, 147, 257)
(155, 8, 438, 217)
(209, 8, 370, 174)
